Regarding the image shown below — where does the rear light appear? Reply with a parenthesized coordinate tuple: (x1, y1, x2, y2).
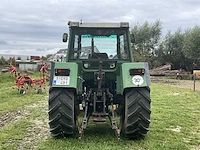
(129, 68, 145, 75)
(55, 69, 70, 76)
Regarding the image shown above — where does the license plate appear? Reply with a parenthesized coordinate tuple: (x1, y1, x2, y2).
(53, 76, 70, 85)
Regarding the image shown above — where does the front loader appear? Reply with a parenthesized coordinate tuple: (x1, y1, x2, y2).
(48, 21, 151, 139)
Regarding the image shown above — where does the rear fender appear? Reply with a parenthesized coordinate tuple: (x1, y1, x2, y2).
(49, 62, 78, 89)
(117, 62, 151, 94)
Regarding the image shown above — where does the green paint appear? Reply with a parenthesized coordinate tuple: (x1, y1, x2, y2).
(117, 62, 150, 94)
(51, 62, 78, 88)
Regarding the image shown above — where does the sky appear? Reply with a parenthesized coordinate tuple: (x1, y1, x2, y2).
(0, 0, 200, 56)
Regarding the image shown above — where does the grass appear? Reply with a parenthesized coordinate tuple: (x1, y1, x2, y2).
(0, 72, 200, 149)
(0, 72, 48, 114)
(37, 83, 200, 150)
(0, 119, 31, 150)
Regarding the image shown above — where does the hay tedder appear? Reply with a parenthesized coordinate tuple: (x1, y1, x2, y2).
(48, 21, 151, 139)
(14, 63, 49, 94)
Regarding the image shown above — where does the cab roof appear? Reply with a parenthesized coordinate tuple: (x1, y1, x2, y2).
(68, 21, 129, 28)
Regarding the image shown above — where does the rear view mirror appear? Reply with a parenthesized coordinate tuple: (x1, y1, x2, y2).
(63, 33, 68, 42)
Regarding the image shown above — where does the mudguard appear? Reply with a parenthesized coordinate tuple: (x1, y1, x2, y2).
(117, 62, 151, 94)
(49, 62, 78, 88)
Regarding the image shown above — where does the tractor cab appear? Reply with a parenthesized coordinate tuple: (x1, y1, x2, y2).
(63, 21, 133, 69)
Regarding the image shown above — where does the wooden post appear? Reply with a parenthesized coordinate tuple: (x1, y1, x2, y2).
(193, 74, 196, 91)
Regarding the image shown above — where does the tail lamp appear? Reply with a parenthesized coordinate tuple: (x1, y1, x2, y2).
(129, 68, 145, 75)
(55, 68, 70, 76)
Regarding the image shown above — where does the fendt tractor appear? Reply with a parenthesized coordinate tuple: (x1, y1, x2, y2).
(48, 21, 151, 139)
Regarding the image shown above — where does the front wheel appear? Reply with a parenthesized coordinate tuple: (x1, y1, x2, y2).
(121, 87, 151, 139)
(48, 87, 77, 138)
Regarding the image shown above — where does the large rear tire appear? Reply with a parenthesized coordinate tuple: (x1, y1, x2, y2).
(121, 87, 151, 139)
(48, 87, 76, 138)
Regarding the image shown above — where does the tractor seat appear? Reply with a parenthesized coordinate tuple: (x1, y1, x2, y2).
(90, 53, 108, 59)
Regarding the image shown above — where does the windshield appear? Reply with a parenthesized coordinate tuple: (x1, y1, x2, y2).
(69, 29, 130, 60)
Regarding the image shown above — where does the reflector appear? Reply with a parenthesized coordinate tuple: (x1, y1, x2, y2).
(129, 68, 145, 75)
(55, 69, 70, 76)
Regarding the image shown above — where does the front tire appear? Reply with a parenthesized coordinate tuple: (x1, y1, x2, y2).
(48, 87, 76, 138)
(121, 87, 151, 139)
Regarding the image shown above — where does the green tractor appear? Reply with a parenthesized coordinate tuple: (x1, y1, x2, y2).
(48, 21, 151, 139)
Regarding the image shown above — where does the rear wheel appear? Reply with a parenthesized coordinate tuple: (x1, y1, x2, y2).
(48, 87, 76, 138)
(121, 87, 151, 139)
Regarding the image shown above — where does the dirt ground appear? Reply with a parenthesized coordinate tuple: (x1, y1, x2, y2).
(151, 77, 200, 91)
(0, 98, 49, 149)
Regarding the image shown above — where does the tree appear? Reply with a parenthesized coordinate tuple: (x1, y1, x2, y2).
(183, 26, 200, 69)
(46, 54, 53, 58)
(0, 56, 7, 65)
(16, 56, 21, 60)
(155, 29, 186, 69)
(46, 54, 53, 61)
(42, 56, 47, 61)
(131, 20, 162, 68)
(130, 21, 200, 70)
